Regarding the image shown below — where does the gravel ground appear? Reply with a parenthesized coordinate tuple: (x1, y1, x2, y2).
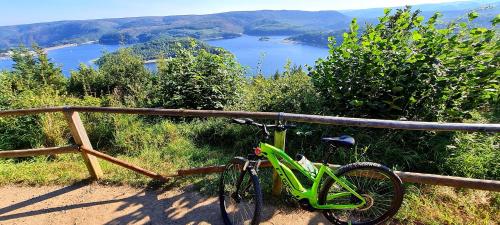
(0, 183, 331, 225)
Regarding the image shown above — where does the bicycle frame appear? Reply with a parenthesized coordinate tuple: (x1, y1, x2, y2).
(258, 142, 366, 210)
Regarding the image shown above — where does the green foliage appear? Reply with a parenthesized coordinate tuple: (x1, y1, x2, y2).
(0, 72, 14, 107)
(10, 46, 66, 92)
(239, 63, 321, 114)
(99, 32, 138, 45)
(111, 115, 181, 156)
(443, 132, 499, 179)
(96, 48, 152, 106)
(129, 36, 215, 60)
(311, 7, 499, 121)
(68, 64, 106, 97)
(178, 118, 257, 153)
(397, 185, 500, 224)
(285, 30, 345, 48)
(155, 43, 244, 109)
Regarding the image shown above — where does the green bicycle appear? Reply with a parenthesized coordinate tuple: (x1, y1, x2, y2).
(219, 118, 404, 225)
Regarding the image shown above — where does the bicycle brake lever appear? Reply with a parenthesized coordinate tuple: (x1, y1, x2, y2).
(263, 125, 270, 138)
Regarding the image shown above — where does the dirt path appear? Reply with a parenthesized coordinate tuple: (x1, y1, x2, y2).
(0, 183, 330, 225)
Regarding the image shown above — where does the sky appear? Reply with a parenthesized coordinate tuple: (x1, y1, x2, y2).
(0, 0, 467, 26)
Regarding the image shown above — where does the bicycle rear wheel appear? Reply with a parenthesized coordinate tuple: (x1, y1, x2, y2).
(318, 162, 404, 225)
(219, 162, 262, 225)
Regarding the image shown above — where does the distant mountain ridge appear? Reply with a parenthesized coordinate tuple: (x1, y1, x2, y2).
(0, 10, 350, 52)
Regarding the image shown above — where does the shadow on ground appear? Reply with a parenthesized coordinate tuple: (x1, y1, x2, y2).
(0, 181, 330, 225)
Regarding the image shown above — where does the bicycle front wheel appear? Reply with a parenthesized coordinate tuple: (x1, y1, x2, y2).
(219, 162, 262, 225)
(318, 162, 404, 225)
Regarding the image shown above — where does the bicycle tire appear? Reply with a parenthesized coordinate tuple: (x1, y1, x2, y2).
(219, 162, 263, 225)
(318, 162, 404, 225)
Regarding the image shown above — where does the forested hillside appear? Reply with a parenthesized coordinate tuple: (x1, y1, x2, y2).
(0, 10, 349, 51)
(109, 36, 215, 61)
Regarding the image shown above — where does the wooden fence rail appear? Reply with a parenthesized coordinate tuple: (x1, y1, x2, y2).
(0, 146, 78, 158)
(0, 106, 499, 192)
(0, 106, 498, 132)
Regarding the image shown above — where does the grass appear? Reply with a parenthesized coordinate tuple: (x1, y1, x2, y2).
(397, 185, 500, 225)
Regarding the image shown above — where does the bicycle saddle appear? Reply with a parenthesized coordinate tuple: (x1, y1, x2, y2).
(321, 135, 355, 148)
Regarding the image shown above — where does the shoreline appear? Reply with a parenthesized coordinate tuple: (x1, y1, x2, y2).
(43, 41, 97, 52)
(144, 59, 157, 64)
(0, 41, 97, 60)
(43, 43, 78, 52)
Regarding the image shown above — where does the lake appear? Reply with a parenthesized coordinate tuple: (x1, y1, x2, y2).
(0, 44, 125, 75)
(207, 36, 328, 75)
(0, 35, 328, 77)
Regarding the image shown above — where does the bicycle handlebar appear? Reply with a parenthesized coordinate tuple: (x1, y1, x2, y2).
(231, 118, 296, 131)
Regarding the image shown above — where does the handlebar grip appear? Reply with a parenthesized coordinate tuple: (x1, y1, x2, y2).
(232, 118, 247, 124)
(232, 118, 255, 125)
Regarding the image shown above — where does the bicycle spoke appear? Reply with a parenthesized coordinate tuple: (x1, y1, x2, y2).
(321, 165, 402, 224)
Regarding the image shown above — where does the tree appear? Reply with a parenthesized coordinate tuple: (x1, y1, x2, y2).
(155, 42, 244, 110)
(96, 48, 152, 106)
(10, 45, 66, 92)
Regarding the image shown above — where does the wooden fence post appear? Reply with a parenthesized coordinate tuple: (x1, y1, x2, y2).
(64, 111, 103, 179)
(272, 129, 286, 196)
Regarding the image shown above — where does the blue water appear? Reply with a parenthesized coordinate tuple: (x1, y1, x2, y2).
(0, 44, 125, 76)
(208, 35, 328, 75)
(0, 35, 328, 77)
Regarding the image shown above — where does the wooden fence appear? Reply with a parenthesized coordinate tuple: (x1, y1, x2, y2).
(0, 106, 499, 192)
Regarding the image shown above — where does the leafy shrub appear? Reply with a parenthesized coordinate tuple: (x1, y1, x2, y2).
(96, 48, 152, 106)
(155, 42, 244, 110)
(311, 7, 498, 121)
(238, 63, 322, 114)
(178, 118, 257, 154)
(68, 64, 107, 97)
(9, 46, 67, 93)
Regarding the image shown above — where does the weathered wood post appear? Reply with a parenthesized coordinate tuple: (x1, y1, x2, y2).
(271, 127, 286, 196)
(64, 110, 103, 179)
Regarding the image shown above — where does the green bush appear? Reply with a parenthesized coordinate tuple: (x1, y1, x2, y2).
(311, 7, 498, 121)
(96, 48, 152, 107)
(68, 64, 107, 97)
(238, 63, 322, 114)
(178, 118, 257, 154)
(10, 46, 67, 93)
(155, 42, 244, 110)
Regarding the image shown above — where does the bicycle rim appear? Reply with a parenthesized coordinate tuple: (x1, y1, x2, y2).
(319, 163, 403, 225)
(219, 163, 262, 225)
